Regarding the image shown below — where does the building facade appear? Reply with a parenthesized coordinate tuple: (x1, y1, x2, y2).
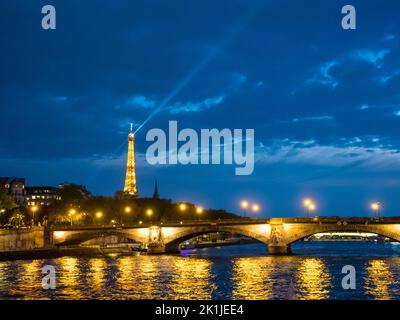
(0, 177, 26, 205)
(25, 186, 62, 206)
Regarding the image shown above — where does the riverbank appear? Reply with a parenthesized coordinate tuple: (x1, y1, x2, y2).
(0, 239, 259, 261)
(0, 246, 140, 261)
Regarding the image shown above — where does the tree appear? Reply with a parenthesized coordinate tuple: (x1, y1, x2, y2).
(0, 189, 17, 211)
(8, 210, 26, 227)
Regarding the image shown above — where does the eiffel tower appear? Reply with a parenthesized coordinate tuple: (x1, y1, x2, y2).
(123, 124, 138, 197)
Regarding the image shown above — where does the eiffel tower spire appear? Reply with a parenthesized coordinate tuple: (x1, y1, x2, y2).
(123, 124, 138, 196)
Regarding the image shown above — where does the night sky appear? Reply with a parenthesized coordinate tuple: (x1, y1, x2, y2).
(1, 0, 400, 217)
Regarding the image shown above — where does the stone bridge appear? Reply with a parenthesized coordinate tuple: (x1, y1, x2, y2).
(48, 217, 400, 254)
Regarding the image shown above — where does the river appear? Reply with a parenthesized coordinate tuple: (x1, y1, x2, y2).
(1, 241, 400, 300)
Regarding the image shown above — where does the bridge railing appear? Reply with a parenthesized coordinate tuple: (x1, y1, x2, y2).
(47, 216, 400, 230)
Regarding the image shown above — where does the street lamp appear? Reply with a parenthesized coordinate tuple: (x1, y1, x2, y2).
(251, 204, 260, 213)
(371, 202, 381, 218)
(303, 198, 316, 217)
(68, 209, 76, 226)
(121, 206, 131, 225)
(179, 203, 187, 212)
(146, 209, 154, 222)
(196, 206, 204, 221)
(95, 211, 103, 225)
(240, 200, 249, 217)
(30, 206, 38, 227)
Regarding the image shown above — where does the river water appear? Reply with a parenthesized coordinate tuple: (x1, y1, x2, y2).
(1, 241, 400, 300)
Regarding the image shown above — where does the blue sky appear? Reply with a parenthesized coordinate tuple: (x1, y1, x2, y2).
(1, 0, 400, 217)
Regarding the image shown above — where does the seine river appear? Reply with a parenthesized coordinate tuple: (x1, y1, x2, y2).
(1, 241, 400, 300)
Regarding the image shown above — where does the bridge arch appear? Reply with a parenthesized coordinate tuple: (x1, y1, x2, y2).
(283, 223, 400, 245)
(161, 224, 270, 252)
(51, 228, 149, 246)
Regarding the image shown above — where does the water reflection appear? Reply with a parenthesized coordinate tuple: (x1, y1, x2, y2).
(117, 255, 160, 299)
(87, 258, 107, 295)
(169, 257, 213, 299)
(232, 258, 272, 299)
(10, 260, 43, 299)
(0, 242, 398, 300)
(56, 257, 82, 298)
(365, 259, 394, 300)
(296, 258, 331, 300)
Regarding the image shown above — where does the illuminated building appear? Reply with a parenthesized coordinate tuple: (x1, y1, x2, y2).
(25, 186, 61, 206)
(0, 177, 25, 204)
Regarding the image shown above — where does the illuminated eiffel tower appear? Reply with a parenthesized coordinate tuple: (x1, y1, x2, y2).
(123, 124, 138, 197)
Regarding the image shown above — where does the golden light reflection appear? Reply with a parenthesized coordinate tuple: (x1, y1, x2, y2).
(57, 257, 82, 298)
(88, 258, 106, 291)
(8, 260, 43, 299)
(365, 259, 394, 300)
(296, 258, 331, 300)
(170, 257, 212, 299)
(117, 256, 159, 299)
(232, 258, 272, 299)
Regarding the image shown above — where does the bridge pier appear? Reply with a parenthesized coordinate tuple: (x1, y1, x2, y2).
(147, 242, 180, 254)
(268, 244, 292, 255)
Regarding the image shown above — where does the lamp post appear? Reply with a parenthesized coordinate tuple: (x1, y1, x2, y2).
(303, 198, 316, 217)
(371, 202, 381, 219)
(69, 209, 76, 226)
(240, 200, 249, 217)
(196, 206, 204, 221)
(251, 204, 260, 214)
(30, 206, 38, 227)
(146, 209, 153, 222)
(122, 206, 131, 225)
(95, 211, 103, 225)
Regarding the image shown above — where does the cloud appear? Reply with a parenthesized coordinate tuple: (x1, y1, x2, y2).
(379, 69, 400, 83)
(383, 34, 396, 41)
(126, 95, 156, 109)
(255, 139, 400, 170)
(53, 96, 68, 103)
(168, 95, 225, 113)
(306, 60, 339, 88)
(291, 115, 335, 123)
(351, 49, 390, 66)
